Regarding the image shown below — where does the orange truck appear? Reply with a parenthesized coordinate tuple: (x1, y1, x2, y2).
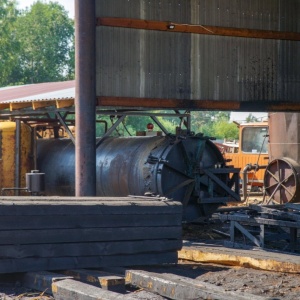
(222, 121, 269, 199)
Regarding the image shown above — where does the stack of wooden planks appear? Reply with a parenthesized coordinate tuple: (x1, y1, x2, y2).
(0, 196, 182, 273)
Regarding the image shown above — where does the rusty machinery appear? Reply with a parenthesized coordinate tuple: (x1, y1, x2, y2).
(0, 110, 240, 222)
(222, 122, 269, 200)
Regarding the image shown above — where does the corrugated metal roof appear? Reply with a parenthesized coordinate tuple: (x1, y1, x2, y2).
(0, 81, 75, 103)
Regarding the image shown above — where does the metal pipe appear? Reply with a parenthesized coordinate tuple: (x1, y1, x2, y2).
(96, 120, 108, 133)
(75, 0, 96, 196)
(14, 120, 21, 195)
(150, 116, 169, 135)
(32, 126, 37, 170)
(242, 164, 267, 200)
(96, 116, 125, 148)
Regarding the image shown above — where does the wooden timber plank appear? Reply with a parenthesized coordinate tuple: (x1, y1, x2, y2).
(97, 96, 300, 111)
(0, 198, 182, 216)
(0, 213, 182, 229)
(10, 102, 32, 110)
(56, 99, 74, 108)
(22, 271, 73, 295)
(0, 252, 178, 274)
(0, 239, 182, 259)
(250, 204, 300, 222)
(32, 100, 56, 110)
(0, 226, 181, 245)
(286, 203, 300, 211)
(52, 279, 136, 300)
(178, 241, 300, 273)
(97, 17, 300, 41)
(125, 269, 268, 300)
(219, 214, 300, 228)
(0, 103, 9, 110)
(97, 96, 241, 110)
(60, 269, 125, 293)
(0, 195, 171, 202)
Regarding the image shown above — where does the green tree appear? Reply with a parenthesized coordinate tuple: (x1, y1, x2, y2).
(245, 113, 259, 123)
(191, 111, 230, 136)
(13, 1, 74, 84)
(213, 120, 239, 140)
(0, 0, 20, 86)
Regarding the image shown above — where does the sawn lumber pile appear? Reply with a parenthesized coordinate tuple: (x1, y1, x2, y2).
(0, 196, 182, 273)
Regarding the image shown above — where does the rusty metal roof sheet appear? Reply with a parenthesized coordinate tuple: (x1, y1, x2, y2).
(0, 81, 75, 103)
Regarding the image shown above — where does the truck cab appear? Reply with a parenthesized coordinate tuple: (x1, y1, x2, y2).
(223, 122, 269, 192)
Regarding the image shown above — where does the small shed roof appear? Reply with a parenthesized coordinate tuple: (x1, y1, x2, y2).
(0, 81, 75, 112)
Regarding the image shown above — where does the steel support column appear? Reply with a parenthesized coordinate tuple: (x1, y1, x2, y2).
(14, 119, 21, 195)
(75, 0, 96, 196)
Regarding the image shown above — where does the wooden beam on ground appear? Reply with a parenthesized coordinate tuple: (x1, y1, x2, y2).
(0, 213, 182, 230)
(0, 197, 182, 216)
(0, 252, 178, 274)
(0, 227, 181, 245)
(97, 17, 300, 41)
(0, 197, 181, 273)
(220, 213, 300, 228)
(22, 271, 73, 295)
(0, 240, 182, 258)
(286, 203, 300, 211)
(61, 269, 125, 293)
(250, 204, 300, 222)
(125, 269, 268, 300)
(52, 279, 136, 300)
(179, 241, 300, 273)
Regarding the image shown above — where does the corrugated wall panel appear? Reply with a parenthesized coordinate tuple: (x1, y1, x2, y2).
(96, 0, 300, 104)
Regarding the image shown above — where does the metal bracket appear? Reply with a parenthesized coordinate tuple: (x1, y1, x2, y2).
(96, 115, 126, 148)
(202, 168, 241, 201)
(55, 112, 75, 145)
(230, 220, 262, 247)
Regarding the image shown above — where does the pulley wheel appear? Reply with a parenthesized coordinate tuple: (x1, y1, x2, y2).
(264, 158, 300, 203)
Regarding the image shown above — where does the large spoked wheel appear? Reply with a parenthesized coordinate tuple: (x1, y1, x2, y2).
(264, 158, 300, 204)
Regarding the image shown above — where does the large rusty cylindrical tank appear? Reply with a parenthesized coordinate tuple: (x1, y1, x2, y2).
(37, 135, 229, 221)
(264, 113, 300, 203)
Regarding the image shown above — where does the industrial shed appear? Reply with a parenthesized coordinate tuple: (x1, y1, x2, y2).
(0, 1, 299, 290)
(73, 0, 300, 196)
(0, 0, 299, 197)
(93, 0, 300, 110)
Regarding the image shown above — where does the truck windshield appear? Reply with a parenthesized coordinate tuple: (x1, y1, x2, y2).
(241, 127, 268, 153)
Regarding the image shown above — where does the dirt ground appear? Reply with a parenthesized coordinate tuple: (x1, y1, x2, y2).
(1, 246, 300, 300)
(197, 264, 300, 300)
(1, 261, 300, 300)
